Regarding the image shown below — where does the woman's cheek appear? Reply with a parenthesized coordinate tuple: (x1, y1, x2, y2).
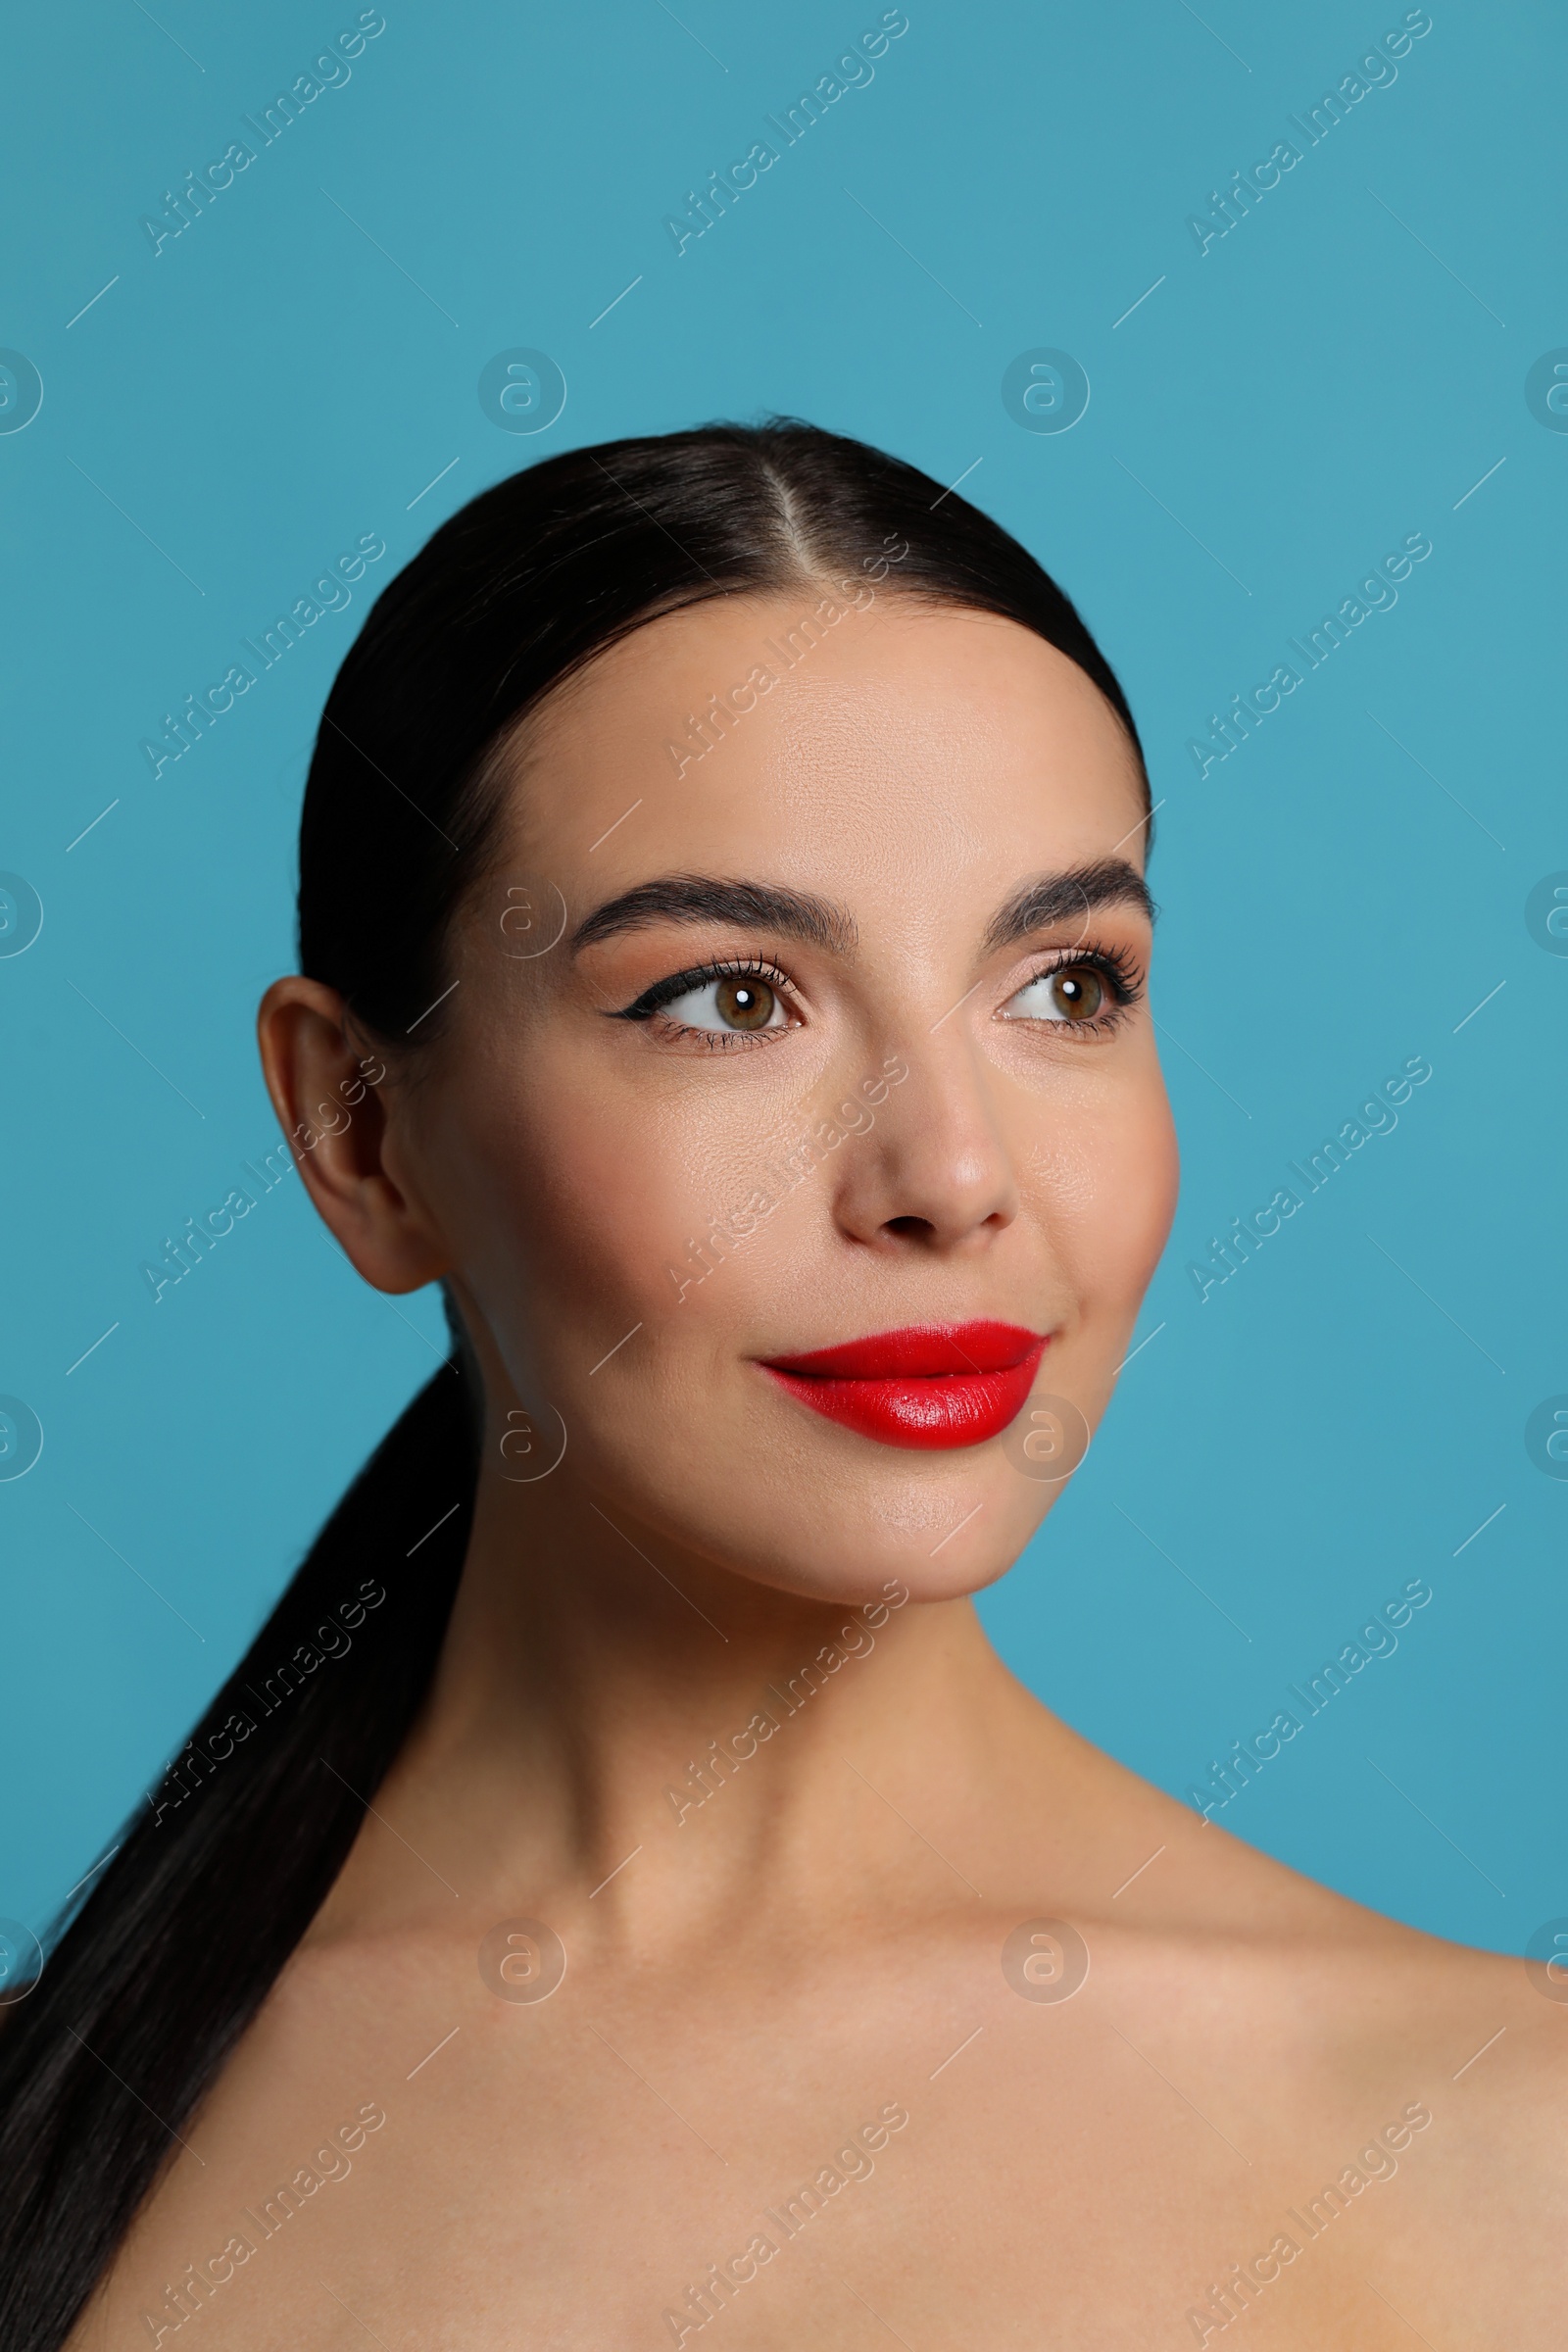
(1024, 1089, 1178, 1317)
(467, 1073, 748, 1338)
(1096, 1098, 1179, 1307)
(1119, 1097, 1181, 1295)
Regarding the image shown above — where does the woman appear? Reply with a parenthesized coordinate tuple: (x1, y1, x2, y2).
(3, 422, 1559, 2348)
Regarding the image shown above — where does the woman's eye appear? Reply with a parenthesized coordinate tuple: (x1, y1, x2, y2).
(662, 974, 787, 1033)
(1002, 965, 1108, 1024)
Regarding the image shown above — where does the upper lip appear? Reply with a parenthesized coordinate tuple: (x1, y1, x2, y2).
(760, 1321, 1046, 1379)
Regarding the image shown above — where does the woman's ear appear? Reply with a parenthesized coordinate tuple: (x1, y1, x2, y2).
(257, 976, 450, 1295)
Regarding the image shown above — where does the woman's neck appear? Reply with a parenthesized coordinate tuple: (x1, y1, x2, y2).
(316, 1451, 1067, 1952)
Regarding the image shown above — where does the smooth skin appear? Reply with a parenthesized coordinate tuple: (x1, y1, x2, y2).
(76, 594, 1564, 2349)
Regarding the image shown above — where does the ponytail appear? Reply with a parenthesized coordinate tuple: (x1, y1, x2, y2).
(0, 1361, 479, 2350)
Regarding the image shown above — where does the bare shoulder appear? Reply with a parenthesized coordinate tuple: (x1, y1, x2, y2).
(1090, 1760, 1568, 2136)
(987, 1721, 1560, 2342)
(1267, 1907, 1568, 2342)
(1339, 1919, 1568, 2197)
(1074, 1775, 1568, 2339)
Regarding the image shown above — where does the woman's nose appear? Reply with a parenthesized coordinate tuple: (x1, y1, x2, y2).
(828, 1040, 1018, 1253)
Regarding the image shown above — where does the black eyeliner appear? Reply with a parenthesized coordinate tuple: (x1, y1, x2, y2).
(610, 955, 789, 1023)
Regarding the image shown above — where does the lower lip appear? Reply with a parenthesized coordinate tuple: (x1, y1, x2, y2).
(760, 1324, 1048, 1450)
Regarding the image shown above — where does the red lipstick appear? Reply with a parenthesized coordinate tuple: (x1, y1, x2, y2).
(760, 1321, 1047, 1449)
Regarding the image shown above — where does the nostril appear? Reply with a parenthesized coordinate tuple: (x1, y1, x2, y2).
(883, 1215, 937, 1240)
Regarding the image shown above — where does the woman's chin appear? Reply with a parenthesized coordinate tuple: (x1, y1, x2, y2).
(621, 1459, 1063, 1613)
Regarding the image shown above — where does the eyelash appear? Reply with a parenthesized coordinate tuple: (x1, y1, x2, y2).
(611, 940, 1146, 1049)
(613, 956, 801, 1048)
(1018, 940, 1146, 1035)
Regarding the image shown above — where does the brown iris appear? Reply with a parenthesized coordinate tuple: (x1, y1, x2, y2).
(714, 976, 777, 1030)
(1050, 967, 1104, 1022)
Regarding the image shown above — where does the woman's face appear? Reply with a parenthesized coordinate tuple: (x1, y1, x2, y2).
(400, 590, 1178, 1603)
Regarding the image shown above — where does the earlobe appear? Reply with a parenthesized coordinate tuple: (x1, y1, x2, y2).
(256, 975, 450, 1296)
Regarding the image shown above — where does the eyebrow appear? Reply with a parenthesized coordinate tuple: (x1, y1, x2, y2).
(571, 875, 858, 956)
(569, 856, 1154, 960)
(981, 858, 1154, 955)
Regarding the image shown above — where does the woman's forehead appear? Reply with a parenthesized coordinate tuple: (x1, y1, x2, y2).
(501, 593, 1148, 888)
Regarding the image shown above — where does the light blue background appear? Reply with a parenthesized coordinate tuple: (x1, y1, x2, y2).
(2, 0, 1562, 1953)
